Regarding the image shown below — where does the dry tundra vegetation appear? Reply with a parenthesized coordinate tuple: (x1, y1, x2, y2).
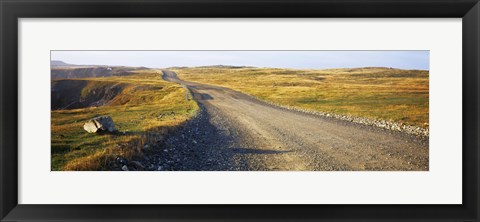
(51, 70, 198, 170)
(172, 67, 429, 128)
(52, 66, 429, 171)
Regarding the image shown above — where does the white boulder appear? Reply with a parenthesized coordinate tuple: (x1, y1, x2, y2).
(83, 115, 117, 133)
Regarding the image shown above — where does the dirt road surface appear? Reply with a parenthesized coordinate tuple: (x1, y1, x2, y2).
(151, 70, 428, 171)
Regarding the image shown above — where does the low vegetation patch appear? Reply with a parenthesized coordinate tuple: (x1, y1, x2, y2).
(51, 70, 198, 171)
(172, 67, 429, 129)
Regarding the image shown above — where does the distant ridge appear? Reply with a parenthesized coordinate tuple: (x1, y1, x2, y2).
(197, 65, 255, 69)
(51, 65, 149, 79)
(169, 65, 426, 71)
(51, 60, 75, 67)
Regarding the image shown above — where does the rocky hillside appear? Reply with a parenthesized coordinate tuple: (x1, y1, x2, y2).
(51, 79, 130, 110)
(51, 72, 199, 171)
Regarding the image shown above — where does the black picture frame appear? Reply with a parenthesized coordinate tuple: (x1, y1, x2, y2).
(1, 0, 479, 221)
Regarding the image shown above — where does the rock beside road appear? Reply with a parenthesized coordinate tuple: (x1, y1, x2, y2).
(83, 115, 117, 133)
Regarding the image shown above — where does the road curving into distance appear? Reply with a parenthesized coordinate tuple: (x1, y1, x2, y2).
(156, 70, 428, 171)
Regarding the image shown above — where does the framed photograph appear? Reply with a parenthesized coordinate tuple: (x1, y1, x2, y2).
(1, 0, 479, 221)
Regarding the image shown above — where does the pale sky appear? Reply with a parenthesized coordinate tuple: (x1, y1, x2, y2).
(51, 51, 429, 70)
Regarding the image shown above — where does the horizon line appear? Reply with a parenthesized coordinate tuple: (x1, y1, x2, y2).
(51, 60, 430, 71)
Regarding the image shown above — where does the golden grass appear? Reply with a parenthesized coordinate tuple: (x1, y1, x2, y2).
(172, 67, 429, 128)
(51, 70, 199, 171)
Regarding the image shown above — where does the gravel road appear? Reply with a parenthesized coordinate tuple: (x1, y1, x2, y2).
(147, 70, 428, 171)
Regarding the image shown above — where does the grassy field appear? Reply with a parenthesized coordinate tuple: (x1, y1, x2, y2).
(172, 67, 429, 128)
(51, 70, 198, 171)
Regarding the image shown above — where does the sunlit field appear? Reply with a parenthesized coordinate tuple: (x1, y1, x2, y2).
(173, 67, 429, 128)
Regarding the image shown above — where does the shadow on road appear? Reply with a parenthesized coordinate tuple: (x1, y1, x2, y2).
(144, 103, 240, 170)
(231, 148, 291, 155)
(195, 93, 214, 101)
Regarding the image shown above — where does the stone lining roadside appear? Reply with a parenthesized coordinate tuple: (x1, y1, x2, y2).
(245, 94, 429, 137)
